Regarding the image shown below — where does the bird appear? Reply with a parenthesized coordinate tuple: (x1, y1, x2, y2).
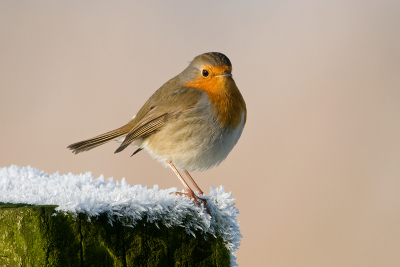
(68, 52, 246, 209)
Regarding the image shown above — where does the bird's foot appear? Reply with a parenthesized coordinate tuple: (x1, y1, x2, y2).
(173, 191, 210, 215)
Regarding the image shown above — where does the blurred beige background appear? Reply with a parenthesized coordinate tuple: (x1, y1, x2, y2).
(1, 1, 399, 266)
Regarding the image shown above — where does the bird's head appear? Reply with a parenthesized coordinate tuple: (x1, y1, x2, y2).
(180, 52, 246, 129)
(182, 52, 235, 94)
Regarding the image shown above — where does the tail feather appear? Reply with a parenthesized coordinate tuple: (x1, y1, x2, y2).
(68, 125, 130, 154)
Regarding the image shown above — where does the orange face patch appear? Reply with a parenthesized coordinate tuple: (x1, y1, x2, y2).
(185, 65, 246, 129)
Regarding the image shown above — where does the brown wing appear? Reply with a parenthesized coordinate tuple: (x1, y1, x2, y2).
(114, 113, 168, 153)
(114, 87, 203, 154)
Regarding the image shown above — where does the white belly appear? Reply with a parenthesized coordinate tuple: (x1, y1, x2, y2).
(143, 109, 245, 172)
(116, 97, 246, 172)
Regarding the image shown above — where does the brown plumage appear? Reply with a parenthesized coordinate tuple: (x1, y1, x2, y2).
(68, 125, 131, 154)
(67, 52, 247, 211)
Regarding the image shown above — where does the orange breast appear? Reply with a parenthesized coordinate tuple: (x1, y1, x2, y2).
(185, 75, 246, 129)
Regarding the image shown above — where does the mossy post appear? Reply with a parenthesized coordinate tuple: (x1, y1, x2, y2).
(0, 203, 230, 267)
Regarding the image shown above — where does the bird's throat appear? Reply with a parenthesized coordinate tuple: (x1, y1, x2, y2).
(185, 77, 246, 129)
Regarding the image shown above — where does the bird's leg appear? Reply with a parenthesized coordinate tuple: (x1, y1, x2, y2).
(167, 162, 208, 211)
(167, 162, 194, 196)
(184, 170, 204, 195)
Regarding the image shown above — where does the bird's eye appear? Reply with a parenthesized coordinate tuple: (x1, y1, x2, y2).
(202, 69, 209, 77)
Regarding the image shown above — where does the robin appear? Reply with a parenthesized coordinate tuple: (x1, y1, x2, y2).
(68, 52, 246, 209)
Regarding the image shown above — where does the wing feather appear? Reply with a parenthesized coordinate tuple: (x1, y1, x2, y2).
(115, 114, 168, 153)
(114, 86, 203, 154)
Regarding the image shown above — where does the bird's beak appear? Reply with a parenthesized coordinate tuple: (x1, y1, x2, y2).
(216, 71, 232, 78)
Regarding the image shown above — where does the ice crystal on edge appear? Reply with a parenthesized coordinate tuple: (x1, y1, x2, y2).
(0, 165, 242, 266)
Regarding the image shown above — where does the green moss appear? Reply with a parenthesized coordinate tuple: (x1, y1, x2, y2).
(0, 203, 80, 266)
(0, 203, 230, 267)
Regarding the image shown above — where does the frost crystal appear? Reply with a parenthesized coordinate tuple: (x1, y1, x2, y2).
(0, 165, 242, 266)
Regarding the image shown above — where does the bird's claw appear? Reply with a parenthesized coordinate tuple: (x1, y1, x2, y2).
(172, 191, 210, 215)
